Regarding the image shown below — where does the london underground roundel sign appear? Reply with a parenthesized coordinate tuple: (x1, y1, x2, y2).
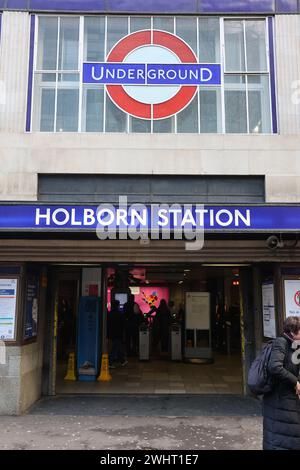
(83, 30, 221, 120)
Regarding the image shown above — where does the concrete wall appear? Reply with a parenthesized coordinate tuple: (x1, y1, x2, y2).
(19, 342, 44, 413)
(1, 132, 300, 202)
(0, 12, 30, 133)
(0, 263, 47, 415)
(0, 342, 44, 415)
(0, 346, 21, 415)
(275, 14, 300, 135)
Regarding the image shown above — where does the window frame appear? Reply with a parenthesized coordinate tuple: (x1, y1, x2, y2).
(30, 14, 275, 135)
(222, 17, 272, 134)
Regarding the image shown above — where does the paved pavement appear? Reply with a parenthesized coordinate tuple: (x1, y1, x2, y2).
(0, 395, 263, 450)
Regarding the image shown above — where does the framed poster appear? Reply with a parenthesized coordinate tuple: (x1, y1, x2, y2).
(82, 268, 101, 297)
(185, 292, 210, 329)
(262, 282, 276, 338)
(0, 278, 18, 340)
(24, 271, 39, 339)
(185, 292, 212, 360)
(284, 279, 300, 318)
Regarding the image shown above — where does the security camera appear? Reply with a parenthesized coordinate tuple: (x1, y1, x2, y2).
(266, 235, 283, 250)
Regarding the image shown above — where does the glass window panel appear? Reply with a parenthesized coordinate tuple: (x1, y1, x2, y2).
(225, 75, 247, 133)
(40, 88, 55, 132)
(225, 75, 246, 85)
(248, 75, 271, 133)
(56, 74, 79, 131)
(177, 94, 198, 133)
(245, 20, 267, 71)
(199, 17, 220, 62)
(33, 15, 272, 135)
(58, 17, 80, 70)
(105, 95, 127, 132)
(84, 16, 105, 62)
(224, 20, 245, 71)
(82, 86, 104, 132)
(33, 73, 56, 131)
(40, 89, 55, 131)
(37, 17, 58, 70)
(199, 88, 221, 133)
(58, 73, 79, 83)
(175, 17, 197, 54)
(153, 117, 175, 133)
(130, 117, 151, 133)
(130, 17, 151, 32)
(153, 17, 174, 33)
(107, 17, 128, 54)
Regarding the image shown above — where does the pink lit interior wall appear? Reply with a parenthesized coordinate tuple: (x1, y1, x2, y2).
(107, 286, 170, 313)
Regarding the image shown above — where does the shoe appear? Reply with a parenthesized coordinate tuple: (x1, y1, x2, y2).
(121, 360, 128, 366)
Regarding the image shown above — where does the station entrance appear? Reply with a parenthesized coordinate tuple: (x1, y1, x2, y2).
(49, 263, 244, 395)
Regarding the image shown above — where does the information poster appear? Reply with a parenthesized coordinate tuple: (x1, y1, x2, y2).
(185, 292, 210, 329)
(262, 282, 276, 338)
(24, 272, 39, 339)
(0, 278, 18, 340)
(82, 268, 101, 297)
(284, 279, 300, 318)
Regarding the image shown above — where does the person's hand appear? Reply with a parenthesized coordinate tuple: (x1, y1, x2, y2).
(295, 381, 300, 395)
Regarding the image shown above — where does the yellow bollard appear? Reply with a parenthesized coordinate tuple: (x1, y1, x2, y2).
(64, 352, 76, 381)
(97, 353, 112, 382)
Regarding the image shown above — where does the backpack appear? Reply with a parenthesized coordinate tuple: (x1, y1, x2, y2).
(247, 337, 289, 396)
(247, 341, 274, 396)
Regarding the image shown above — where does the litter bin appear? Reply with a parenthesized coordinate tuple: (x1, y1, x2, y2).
(139, 323, 150, 360)
(171, 322, 182, 361)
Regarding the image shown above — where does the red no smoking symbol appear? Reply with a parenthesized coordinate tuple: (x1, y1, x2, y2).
(294, 290, 300, 307)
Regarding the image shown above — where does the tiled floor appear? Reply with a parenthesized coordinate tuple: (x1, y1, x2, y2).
(56, 352, 243, 395)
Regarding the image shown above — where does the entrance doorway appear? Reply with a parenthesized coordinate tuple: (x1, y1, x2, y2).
(51, 264, 244, 395)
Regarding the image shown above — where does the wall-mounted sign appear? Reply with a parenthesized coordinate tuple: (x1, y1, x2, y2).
(284, 279, 300, 318)
(1, 204, 300, 233)
(0, 278, 18, 340)
(185, 292, 210, 330)
(83, 30, 221, 119)
(82, 268, 101, 297)
(262, 282, 276, 338)
(24, 271, 39, 339)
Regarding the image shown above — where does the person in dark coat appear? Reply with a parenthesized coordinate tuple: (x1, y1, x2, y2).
(263, 316, 300, 450)
(107, 300, 127, 367)
(156, 299, 171, 353)
(124, 294, 142, 356)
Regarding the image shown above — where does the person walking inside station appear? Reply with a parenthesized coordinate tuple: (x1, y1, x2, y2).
(156, 299, 172, 354)
(263, 316, 300, 450)
(124, 294, 142, 356)
(107, 300, 128, 368)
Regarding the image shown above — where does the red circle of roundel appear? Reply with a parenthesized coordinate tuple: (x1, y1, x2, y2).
(106, 30, 198, 120)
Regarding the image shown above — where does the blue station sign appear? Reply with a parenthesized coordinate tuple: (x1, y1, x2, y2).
(0, 204, 300, 233)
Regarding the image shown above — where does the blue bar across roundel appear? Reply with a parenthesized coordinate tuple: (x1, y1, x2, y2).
(83, 63, 222, 86)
